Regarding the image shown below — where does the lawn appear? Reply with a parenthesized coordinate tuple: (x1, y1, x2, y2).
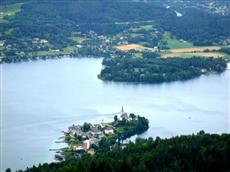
(36, 50, 57, 56)
(133, 53, 143, 58)
(162, 32, 195, 49)
(36, 46, 78, 56)
(4, 28, 14, 35)
(70, 36, 86, 43)
(129, 33, 143, 38)
(129, 24, 154, 32)
(63, 46, 78, 54)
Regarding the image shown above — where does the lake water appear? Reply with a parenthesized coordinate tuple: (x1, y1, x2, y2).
(1, 58, 229, 171)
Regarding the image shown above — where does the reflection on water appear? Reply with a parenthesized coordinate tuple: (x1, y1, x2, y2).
(1, 58, 229, 171)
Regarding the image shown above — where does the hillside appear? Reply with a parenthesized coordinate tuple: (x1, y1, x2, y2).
(0, 0, 230, 62)
(12, 132, 230, 172)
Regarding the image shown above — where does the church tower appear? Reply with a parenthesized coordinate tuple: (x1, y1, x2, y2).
(121, 106, 124, 114)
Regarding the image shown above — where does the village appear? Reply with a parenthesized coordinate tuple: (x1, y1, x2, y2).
(0, 21, 162, 63)
(56, 107, 133, 160)
(55, 106, 149, 161)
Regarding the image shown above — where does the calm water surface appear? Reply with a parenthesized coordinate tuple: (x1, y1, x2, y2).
(1, 58, 230, 171)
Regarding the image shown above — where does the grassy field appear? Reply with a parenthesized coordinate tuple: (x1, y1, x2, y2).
(70, 36, 87, 43)
(129, 24, 154, 32)
(168, 46, 222, 53)
(129, 33, 143, 38)
(133, 52, 143, 58)
(36, 50, 58, 56)
(0, 3, 23, 23)
(36, 46, 78, 56)
(161, 52, 226, 58)
(162, 32, 195, 49)
(160, 43, 230, 58)
(63, 46, 78, 54)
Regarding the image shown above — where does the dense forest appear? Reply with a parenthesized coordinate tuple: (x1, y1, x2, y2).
(99, 57, 227, 83)
(158, 8, 230, 45)
(10, 132, 230, 172)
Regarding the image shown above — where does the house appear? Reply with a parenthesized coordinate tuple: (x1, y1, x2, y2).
(0, 41, 5, 47)
(52, 49, 60, 52)
(91, 137, 100, 144)
(76, 44, 82, 48)
(83, 139, 91, 150)
(72, 146, 84, 151)
(40, 39, 48, 44)
(93, 131, 104, 138)
(104, 129, 114, 135)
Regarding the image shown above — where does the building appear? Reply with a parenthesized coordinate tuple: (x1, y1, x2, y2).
(121, 112, 128, 120)
(0, 41, 5, 47)
(72, 145, 84, 151)
(120, 106, 128, 120)
(52, 49, 60, 52)
(40, 39, 48, 44)
(83, 139, 91, 150)
(104, 129, 114, 135)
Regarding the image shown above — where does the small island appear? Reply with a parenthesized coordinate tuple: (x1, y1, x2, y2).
(56, 107, 149, 160)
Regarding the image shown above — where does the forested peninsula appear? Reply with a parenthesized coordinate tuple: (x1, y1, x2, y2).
(99, 57, 228, 83)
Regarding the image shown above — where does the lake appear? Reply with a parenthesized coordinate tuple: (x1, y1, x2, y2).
(1, 58, 229, 171)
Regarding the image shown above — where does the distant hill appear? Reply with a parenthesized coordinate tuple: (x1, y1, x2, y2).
(1, 0, 229, 62)
(1, 0, 229, 40)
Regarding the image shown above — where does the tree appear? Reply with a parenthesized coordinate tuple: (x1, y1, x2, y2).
(82, 122, 90, 132)
(133, 162, 149, 172)
(129, 113, 136, 120)
(5, 169, 11, 172)
(114, 115, 118, 121)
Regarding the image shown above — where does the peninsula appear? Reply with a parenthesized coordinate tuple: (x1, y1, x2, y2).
(56, 108, 149, 161)
(99, 57, 228, 83)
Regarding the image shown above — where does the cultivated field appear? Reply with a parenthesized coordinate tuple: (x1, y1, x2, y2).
(161, 52, 226, 58)
(168, 46, 222, 53)
(116, 44, 157, 52)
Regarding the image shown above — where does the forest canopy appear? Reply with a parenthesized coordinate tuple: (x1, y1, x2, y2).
(15, 132, 230, 172)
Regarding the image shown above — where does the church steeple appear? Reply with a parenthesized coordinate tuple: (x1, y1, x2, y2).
(121, 106, 124, 113)
(120, 106, 128, 119)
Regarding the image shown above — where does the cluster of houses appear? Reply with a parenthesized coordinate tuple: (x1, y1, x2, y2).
(64, 107, 129, 155)
(205, 2, 229, 16)
(67, 122, 114, 152)
(32, 38, 48, 44)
